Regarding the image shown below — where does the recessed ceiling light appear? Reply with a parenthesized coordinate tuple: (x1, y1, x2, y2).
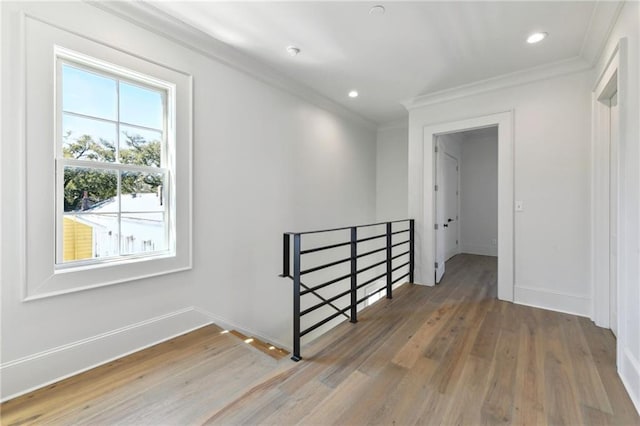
(527, 32, 548, 44)
(348, 90, 359, 98)
(286, 46, 300, 56)
(369, 5, 385, 15)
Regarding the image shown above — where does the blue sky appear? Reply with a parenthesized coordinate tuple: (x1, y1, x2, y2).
(62, 64, 164, 153)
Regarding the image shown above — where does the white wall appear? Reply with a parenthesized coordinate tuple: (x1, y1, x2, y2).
(408, 69, 592, 316)
(594, 1, 640, 414)
(460, 130, 498, 256)
(438, 132, 463, 159)
(0, 1, 376, 400)
(375, 125, 408, 221)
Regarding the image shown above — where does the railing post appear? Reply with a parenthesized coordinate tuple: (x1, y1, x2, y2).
(292, 233, 302, 362)
(280, 234, 290, 277)
(350, 227, 358, 323)
(386, 222, 393, 299)
(409, 219, 415, 283)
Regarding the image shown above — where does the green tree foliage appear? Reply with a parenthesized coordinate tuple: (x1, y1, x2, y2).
(63, 131, 162, 211)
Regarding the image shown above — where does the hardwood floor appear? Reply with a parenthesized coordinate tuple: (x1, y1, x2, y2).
(2, 254, 638, 425)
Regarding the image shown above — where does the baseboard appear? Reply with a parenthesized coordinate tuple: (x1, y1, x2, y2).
(0, 307, 211, 402)
(460, 244, 497, 257)
(620, 347, 640, 415)
(514, 285, 591, 318)
(193, 307, 291, 352)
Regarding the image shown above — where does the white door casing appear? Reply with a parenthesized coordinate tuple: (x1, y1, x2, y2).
(419, 111, 514, 301)
(609, 91, 619, 336)
(592, 43, 620, 331)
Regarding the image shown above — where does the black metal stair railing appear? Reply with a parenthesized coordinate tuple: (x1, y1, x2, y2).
(280, 219, 415, 361)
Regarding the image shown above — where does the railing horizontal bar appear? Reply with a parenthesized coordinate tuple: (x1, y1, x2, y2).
(391, 229, 409, 235)
(287, 219, 412, 236)
(391, 250, 410, 261)
(392, 272, 411, 285)
(300, 306, 351, 337)
(299, 281, 350, 320)
(301, 257, 351, 275)
(300, 241, 350, 255)
(357, 259, 387, 275)
(300, 288, 351, 317)
(300, 273, 351, 295)
(392, 261, 411, 273)
(356, 234, 386, 243)
(391, 239, 410, 248)
(356, 286, 387, 305)
(355, 272, 388, 290)
(357, 246, 386, 259)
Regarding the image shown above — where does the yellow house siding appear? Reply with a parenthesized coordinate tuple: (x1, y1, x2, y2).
(63, 216, 93, 261)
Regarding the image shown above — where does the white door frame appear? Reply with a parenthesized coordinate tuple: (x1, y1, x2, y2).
(421, 111, 514, 301)
(591, 41, 624, 332)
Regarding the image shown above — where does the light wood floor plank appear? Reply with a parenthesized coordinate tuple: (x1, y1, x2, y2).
(2, 254, 638, 426)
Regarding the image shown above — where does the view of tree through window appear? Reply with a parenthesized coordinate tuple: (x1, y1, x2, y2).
(58, 61, 170, 264)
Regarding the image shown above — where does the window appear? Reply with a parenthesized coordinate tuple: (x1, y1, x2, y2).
(55, 50, 176, 268)
(20, 21, 191, 300)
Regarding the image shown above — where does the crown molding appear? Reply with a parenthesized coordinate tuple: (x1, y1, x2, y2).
(580, 0, 625, 66)
(403, 56, 591, 111)
(87, 1, 377, 130)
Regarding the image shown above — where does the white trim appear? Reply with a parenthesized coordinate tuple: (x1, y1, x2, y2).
(17, 14, 193, 300)
(620, 348, 640, 414)
(89, 1, 376, 130)
(404, 57, 590, 111)
(0, 307, 212, 402)
(579, 1, 625, 66)
(591, 44, 620, 328)
(514, 285, 591, 318)
(414, 111, 514, 302)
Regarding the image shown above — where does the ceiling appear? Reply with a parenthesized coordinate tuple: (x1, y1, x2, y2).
(148, 1, 619, 125)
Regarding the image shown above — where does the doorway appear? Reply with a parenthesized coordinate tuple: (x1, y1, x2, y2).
(434, 127, 498, 284)
(414, 111, 514, 301)
(592, 47, 622, 333)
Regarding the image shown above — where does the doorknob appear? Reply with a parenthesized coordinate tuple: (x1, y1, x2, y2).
(443, 224, 448, 228)
(447, 218, 453, 222)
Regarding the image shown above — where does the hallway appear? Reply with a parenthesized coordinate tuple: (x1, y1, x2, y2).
(210, 254, 637, 425)
(3, 254, 637, 425)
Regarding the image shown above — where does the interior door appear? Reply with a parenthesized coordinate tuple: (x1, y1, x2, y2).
(443, 154, 459, 261)
(609, 92, 618, 336)
(435, 142, 446, 283)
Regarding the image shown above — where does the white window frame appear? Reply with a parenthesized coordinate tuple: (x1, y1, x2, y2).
(54, 47, 177, 270)
(18, 15, 192, 301)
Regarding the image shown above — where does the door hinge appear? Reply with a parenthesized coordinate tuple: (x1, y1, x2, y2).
(456, 239, 458, 245)
(435, 146, 438, 153)
(434, 185, 439, 191)
(434, 224, 439, 230)
(435, 262, 439, 268)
